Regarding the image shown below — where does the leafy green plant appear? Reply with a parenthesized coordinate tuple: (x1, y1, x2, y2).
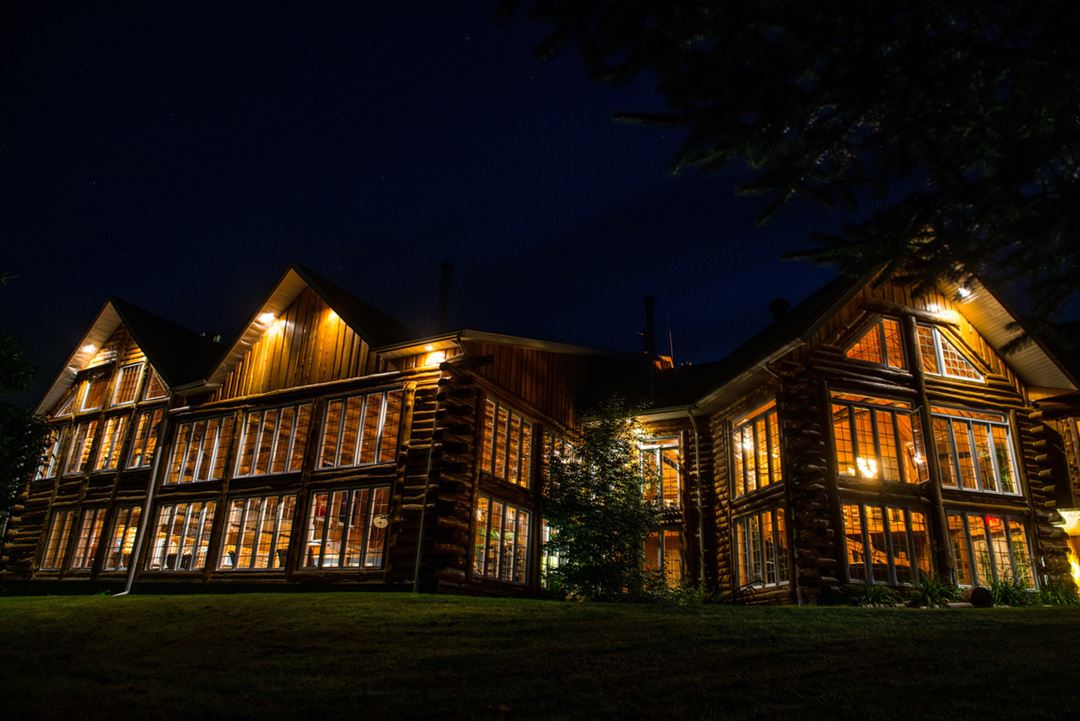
(1038, 581, 1080, 607)
(909, 572, 960, 608)
(990, 578, 1038, 607)
(846, 583, 900, 607)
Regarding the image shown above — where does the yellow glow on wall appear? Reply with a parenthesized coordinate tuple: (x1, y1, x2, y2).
(81, 343, 96, 354)
(423, 350, 447, 366)
(258, 311, 277, 324)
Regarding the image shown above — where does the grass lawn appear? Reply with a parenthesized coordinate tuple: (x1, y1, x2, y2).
(0, 593, 1078, 721)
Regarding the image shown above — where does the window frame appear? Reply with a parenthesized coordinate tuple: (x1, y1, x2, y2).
(829, 393, 927, 485)
(639, 436, 681, 508)
(732, 507, 790, 589)
(844, 316, 907, 370)
(39, 507, 77, 571)
(317, 389, 404, 470)
(110, 362, 144, 407)
(947, 511, 1036, 588)
(233, 402, 313, 478)
(102, 505, 143, 571)
(917, 325, 985, 382)
(471, 494, 531, 585)
(69, 507, 108, 570)
(730, 400, 782, 498)
(302, 485, 391, 570)
(126, 408, 164, 470)
(146, 500, 217, 572)
(931, 406, 1022, 496)
(164, 414, 235, 485)
(841, 503, 932, 585)
(217, 493, 297, 572)
(479, 398, 534, 488)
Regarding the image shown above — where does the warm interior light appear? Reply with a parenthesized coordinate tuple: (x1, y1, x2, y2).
(326, 309, 339, 323)
(925, 303, 941, 313)
(423, 350, 447, 366)
(81, 344, 96, 354)
(424, 344, 435, 352)
(956, 286, 972, 300)
(856, 456, 878, 478)
(1069, 548, 1080, 592)
(258, 312, 277, 324)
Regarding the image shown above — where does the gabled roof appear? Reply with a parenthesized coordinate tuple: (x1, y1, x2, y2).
(35, 298, 219, 415)
(198, 263, 417, 391)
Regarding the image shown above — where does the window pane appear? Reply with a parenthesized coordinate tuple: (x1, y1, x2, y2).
(933, 418, 956, 487)
(339, 396, 364, 467)
(270, 407, 294, 474)
(112, 364, 142, 406)
(472, 495, 529, 584)
(968, 515, 992, 585)
(762, 511, 777, 585)
(320, 400, 343, 468)
(888, 508, 913, 584)
(519, 419, 532, 489)
(365, 487, 390, 568)
(937, 332, 982, 380)
(104, 506, 141, 571)
(843, 504, 867, 582)
(950, 421, 978, 490)
(971, 423, 997, 492)
(40, 509, 76, 570)
(876, 411, 900, 482)
(755, 418, 769, 489)
(507, 413, 522, 486)
(909, 511, 932, 578)
(986, 515, 1012, 582)
(948, 514, 974, 586)
(882, 319, 906, 369)
(142, 371, 168, 400)
(254, 409, 278, 474)
(742, 425, 757, 492)
(833, 405, 855, 477)
(734, 518, 747, 587)
(917, 326, 939, 373)
(473, 496, 490, 576)
(70, 508, 106, 569)
(379, 390, 403, 464)
(732, 429, 745, 496)
(991, 426, 1018, 493)
(127, 409, 163, 469)
(481, 400, 495, 475)
(865, 506, 889, 583)
(1008, 520, 1035, 586)
(148, 502, 215, 571)
(846, 322, 884, 365)
(290, 403, 312, 471)
(749, 514, 763, 583)
(662, 529, 681, 588)
(895, 414, 922, 484)
(768, 410, 782, 483)
(494, 407, 509, 479)
(358, 394, 383, 466)
(776, 508, 789, 583)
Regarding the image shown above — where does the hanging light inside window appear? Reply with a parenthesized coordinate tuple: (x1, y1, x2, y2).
(856, 456, 878, 478)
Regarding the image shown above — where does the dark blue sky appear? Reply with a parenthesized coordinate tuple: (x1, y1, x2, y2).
(2, 2, 845, 403)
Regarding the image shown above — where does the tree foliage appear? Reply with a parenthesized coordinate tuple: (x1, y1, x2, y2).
(505, 1, 1080, 333)
(543, 398, 660, 600)
(0, 277, 48, 518)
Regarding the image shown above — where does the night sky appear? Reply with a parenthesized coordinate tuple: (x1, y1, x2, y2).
(2, 3, 846, 405)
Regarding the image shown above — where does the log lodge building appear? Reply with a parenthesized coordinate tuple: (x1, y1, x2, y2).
(4, 263, 1080, 602)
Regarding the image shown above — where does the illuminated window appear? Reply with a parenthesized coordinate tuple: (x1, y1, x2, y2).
(733, 507, 789, 588)
(916, 325, 983, 381)
(79, 374, 109, 412)
(948, 512, 1035, 587)
(830, 393, 927, 484)
(319, 390, 404, 469)
(142, 370, 168, 401)
(644, 528, 683, 587)
(234, 403, 313, 477)
(111, 363, 143, 406)
(147, 501, 216, 571)
(540, 521, 562, 587)
(845, 318, 906, 369)
(640, 437, 681, 507)
(63, 420, 99, 476)
(54, 390, 77, 417)
(93, 415, 130, 472)
(165, 415, 235, 484)
(39, 508, 76, 570)
(472, 495, 530, 584)
(842, 503, 931, 584)
(69, 507, 107, 569)
(126, 408, 164, 469)
(731, 401, 782, 497)
(931, 407, 1020, 494)
(103, 506, 142, 571)
(35, 428, 64, 480)
(219, 494, 296, 571)
(303, 486, 389, 569)
(480, 398, 533, 488)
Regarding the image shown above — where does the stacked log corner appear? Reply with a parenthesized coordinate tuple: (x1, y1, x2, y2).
(1019, 409, 1073, 587)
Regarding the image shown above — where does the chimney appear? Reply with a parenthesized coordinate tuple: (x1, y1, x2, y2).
(643, 296, 656, 358)
(436, 261, 454, 333)
(768, 298, 791, 323)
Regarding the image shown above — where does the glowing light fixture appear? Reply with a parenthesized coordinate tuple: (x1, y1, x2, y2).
(258, 312, 277, 324)
(424, 344, 435, 352)
(423, 350, 447, 366)
(856, 456, 878, 479)
(81, 344, 96, 354)
(956, 286, 972, 300)
(925, 303, 941, 313)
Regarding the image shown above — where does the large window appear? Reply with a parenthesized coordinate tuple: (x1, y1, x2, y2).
(842, 503, 932, 584)
(142, 370, 168, 401)
(640, 437, 681, 507)
(845, 317, 906, 370)
(733, 507, 789, 588)
(70, 507, 107, 569)
(472, 495, 530, 584)
(111, 363, 143, 406)
(126, 408, 164, 469)
(931, 407, 1020, 495)
(39, 508, 76, 570)
(79, 374, 109, 412)
(731, 401, 782, 496)
(831, 393, 927, 484)
(303, 486, 389, 569)
(92, 415, 130, 472)
(917, 325, 983, 381)
(103, 506, 142, 571)
(644, 528, 683, 587)
(234, 403, 313, 477)
(147, 501, 216, 571)
(219, 494, 296, 571)
(63, 420, 99, 476)
(319, 390, 404, 469)
(947, 512, 1035, 587)
(166, 416, 235, 484)
(480, 398, 533, 488)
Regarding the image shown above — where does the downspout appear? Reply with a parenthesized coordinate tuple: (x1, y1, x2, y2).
(116, 414, 169, 596)
(687, 409, 706, 589)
